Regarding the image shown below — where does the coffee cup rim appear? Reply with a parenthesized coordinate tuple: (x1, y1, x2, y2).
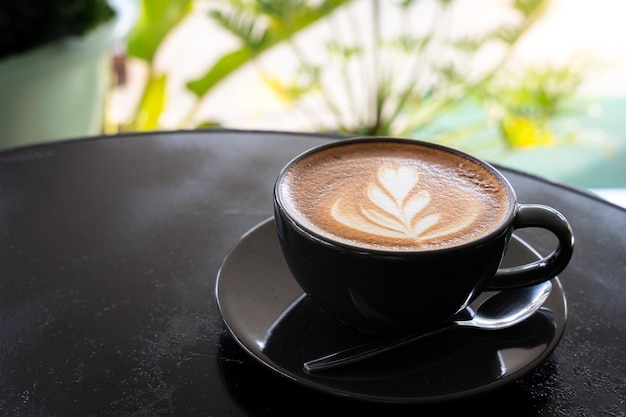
(274, 136, 518, 254)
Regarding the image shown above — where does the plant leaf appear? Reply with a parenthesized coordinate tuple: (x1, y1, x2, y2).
(186, 0, 352, 98)
(127, 0, 193, 62)
(128, 73, 167, 131)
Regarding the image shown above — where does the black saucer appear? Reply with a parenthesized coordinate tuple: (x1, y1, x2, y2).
(215, 218, 567, 404)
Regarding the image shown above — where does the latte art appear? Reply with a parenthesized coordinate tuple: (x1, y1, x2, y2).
(330, 165, 479, 241)
(278, 141, 510, 251)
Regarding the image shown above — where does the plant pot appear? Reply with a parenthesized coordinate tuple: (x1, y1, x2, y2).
(0, 0, 136, 150)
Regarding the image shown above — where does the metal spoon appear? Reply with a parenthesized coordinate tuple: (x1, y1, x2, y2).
(303, 280, 553, 373)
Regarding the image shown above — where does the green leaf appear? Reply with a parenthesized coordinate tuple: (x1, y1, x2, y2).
(195, 120, 224, 129)
(186, 0, 351, 98)
(187, 49, 254, 96)
(127, 0, 193, 62)
(452, 35, 486, 53)
(129, 73, 168, 131)
(209, 9, 268, 50)
(491, 24, 523, 45)
(513, 0, 549, 17)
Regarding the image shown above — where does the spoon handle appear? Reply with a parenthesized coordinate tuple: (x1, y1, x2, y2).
(303, 324, 453, 373)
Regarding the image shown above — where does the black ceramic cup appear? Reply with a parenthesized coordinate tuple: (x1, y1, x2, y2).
(273, 137, 574, 336)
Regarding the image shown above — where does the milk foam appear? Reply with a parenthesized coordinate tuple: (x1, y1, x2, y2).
(279, 141, 510, 251)
(329, 165, 479, 241)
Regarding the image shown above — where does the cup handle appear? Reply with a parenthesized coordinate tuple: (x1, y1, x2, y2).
(488, 204, 574, 290)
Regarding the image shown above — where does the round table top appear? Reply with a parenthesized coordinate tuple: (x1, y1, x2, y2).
(1, 129, 625, 416)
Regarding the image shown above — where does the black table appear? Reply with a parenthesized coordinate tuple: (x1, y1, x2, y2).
(1, 129, 625, 416)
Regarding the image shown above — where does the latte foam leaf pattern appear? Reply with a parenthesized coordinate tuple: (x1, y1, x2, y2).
(330, 166, 473, 242)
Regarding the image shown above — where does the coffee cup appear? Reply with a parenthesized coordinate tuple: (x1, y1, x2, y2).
(273, 137, 574, 336)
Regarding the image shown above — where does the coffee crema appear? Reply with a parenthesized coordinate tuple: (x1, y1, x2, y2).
(277, 140, 511, 251)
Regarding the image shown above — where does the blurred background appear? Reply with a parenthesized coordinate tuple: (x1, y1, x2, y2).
(1, 0, 625, 198)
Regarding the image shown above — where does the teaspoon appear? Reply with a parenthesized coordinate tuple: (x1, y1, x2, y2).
(304, 280, 553, 373)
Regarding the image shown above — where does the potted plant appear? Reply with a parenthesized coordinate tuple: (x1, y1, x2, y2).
(0, 0, 136, 149)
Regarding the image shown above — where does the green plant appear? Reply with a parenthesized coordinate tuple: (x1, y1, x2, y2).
(480, 63, 590, 148)
(118, 0, 351, 131)
(110, 0, 593, 152)
(423, 60, 594, 156)
(0, 0, 116, 59)
(266, 0, 554, 136)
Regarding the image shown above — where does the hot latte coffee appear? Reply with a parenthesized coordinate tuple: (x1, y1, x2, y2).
(277, 140, 511, 251)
